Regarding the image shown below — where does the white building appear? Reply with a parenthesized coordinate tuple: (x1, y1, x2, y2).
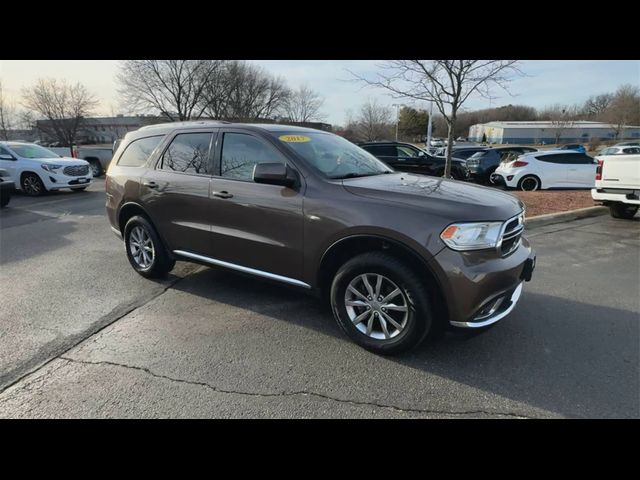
(468, 121, 640, 145)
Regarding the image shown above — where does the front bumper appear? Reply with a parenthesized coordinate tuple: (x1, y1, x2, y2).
(428, 238, 536, 328)
(41, 171, 93, 190)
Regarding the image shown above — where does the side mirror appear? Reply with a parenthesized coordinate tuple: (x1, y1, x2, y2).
(253, 162, 296, 187)
(0, 154, 15, 161)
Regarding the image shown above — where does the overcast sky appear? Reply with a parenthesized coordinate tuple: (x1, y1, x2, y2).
(1, 60, 638, 125)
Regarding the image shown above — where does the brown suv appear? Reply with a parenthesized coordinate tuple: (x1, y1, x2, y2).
(106, 121, 536, 354)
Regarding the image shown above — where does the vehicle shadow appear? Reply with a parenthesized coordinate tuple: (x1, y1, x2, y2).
(170, 267, 639, 418)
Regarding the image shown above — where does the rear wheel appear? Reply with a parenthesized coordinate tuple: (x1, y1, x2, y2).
(518, 175, 540, 191)
(609, 203, 638, 219)
(0, 191, 10, 207)
(124, 215, 175, 278)
(330, 252, 433, 355)
(21, 173, 46, 196)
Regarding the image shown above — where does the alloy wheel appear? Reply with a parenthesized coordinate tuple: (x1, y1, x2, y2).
(22, 175, 42, 195)
(129, 225, 155, 269)
(344, 273, 409, 340)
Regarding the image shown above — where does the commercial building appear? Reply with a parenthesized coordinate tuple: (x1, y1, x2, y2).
(468, 121, 640, 145)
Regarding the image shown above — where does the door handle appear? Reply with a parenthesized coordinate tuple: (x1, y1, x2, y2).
(143, 181, 159, 188)
(213, 190, 233, 199)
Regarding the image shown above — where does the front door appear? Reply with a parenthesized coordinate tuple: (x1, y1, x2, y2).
(208, 129, 305, 282)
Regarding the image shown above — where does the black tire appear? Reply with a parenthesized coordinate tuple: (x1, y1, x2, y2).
(330, 251, 434, 355)
(609, 203, 638, 219)
(123, 215, 175, 278)
(518, 175, 541, 191)
(88, 159, 102, 178)
(21, 172, 46, 196)
(70, 187, 87, 192)
(0, 192, 10, 208)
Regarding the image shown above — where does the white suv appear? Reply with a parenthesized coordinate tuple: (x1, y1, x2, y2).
(0, 142, 93, 196)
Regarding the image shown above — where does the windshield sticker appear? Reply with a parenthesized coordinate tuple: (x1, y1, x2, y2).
(279, 135, 311, 143)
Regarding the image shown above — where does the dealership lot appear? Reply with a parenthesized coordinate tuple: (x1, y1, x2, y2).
(0, 181, 638, 418)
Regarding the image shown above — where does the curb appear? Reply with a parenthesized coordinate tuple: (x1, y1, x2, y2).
(525, 205, 608, 229)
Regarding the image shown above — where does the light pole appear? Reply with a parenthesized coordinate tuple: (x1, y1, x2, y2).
(426, 101, 434, 153)
(392, 103, 402, 141)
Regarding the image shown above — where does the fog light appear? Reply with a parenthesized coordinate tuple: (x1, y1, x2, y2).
(507, 175, 514, 181)
(49, 176, 57, 183)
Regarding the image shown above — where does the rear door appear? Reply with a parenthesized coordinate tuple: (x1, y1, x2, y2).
(362, 145, 398, 168)
(207, 128, 305, 282)
(140, 128, 217, 256)
(601, 154, 640, 190)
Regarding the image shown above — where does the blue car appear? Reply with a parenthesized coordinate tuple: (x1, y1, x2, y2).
(559, 144, 586, 153)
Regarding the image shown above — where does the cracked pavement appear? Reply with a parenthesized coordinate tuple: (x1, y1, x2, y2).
(0, 181, 638, 418)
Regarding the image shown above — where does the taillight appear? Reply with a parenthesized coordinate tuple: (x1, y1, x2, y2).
(511, 161, 528, 168)
(596, 160, 604, 180)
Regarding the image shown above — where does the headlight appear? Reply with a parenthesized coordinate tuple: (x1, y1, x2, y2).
(440, 222, 503, 251)
(41, 164, 63, 172)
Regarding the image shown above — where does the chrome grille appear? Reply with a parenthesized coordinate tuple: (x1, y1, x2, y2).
(63, 165, 89, 176)
(499, 211, 524, 256)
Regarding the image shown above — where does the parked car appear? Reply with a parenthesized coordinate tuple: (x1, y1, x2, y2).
(429, 138, 445, 148)
(597, 145, 640, 156)
(558, 144, 586, 153)
(491, 150, 597, 191)
(466, 147, 538, 184)
(591, 153, 640, 219)
(48, 145, 113, 177)
(106, 121, 536, 354)
(358, 141, 470, 180)
(0, 168, 14, 207)
(450, 146, 489, 160)
(0, 142, 93, 196)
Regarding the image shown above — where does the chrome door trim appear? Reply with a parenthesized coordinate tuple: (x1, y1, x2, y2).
(173, 250, 311, 289)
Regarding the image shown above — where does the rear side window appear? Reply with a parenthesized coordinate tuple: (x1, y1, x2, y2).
(536, 154, 567, 163)
(117, 136, 163, 167)
(160, 132, 213, 175)
(623, 147, 640, 154)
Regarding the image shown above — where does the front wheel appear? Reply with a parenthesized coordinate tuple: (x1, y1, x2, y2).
(124, 215, 175, 278)
(21, 173, 46, 196)
(330, 252, 433, 355)
(609, 203, 638, 219)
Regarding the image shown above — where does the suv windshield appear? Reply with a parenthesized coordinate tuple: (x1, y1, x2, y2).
(278, 132, 393, 179)
(9, 144, 61, 159)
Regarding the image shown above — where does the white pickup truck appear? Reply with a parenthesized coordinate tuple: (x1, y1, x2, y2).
(48, 145, 113, 178)
(591, 153, 640, 219)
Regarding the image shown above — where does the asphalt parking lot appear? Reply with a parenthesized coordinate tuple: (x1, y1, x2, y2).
(0, 180, 638, 418)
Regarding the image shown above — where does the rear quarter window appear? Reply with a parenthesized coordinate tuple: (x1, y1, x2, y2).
(117, 135, 164, 167)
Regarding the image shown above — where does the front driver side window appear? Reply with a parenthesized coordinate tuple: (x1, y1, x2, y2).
(221, 133, 284, 181)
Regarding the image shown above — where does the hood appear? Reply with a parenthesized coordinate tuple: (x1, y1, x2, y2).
(31, 157, 89, 166)
(343, 173, 524, 222)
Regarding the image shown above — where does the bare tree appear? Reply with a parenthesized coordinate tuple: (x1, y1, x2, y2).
(350, 99, 393, 142)
(282, 84, 326, 122)
(352, 60, 522, 177)
(117, 60, 223, 121)
(583, 93, 613, 119)
(0, 81, 17, 141)
(539, 104, 578, 144)
(201, 61, 290, 121)
(22, 78, 98, 152)
(604, 84, 640, 140)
